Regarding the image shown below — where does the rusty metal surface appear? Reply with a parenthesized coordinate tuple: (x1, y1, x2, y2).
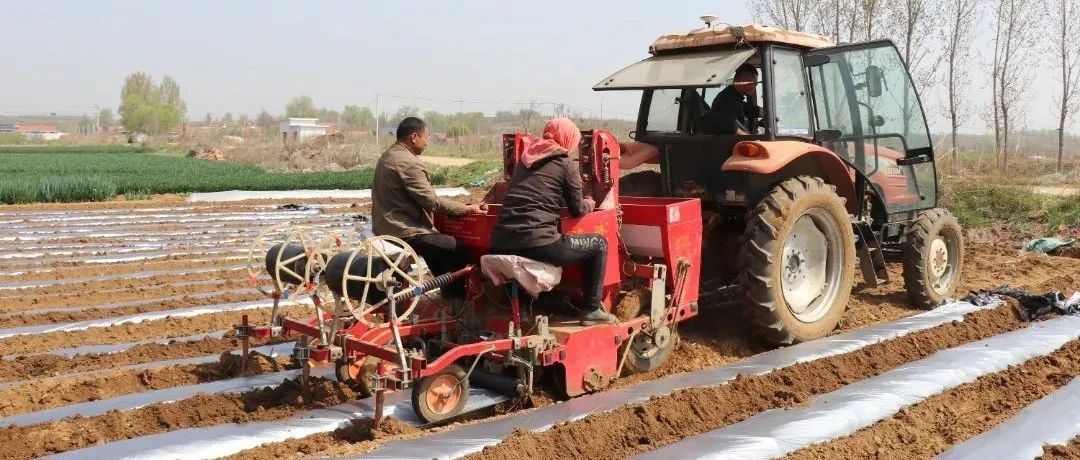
(650, 23, 834, 55)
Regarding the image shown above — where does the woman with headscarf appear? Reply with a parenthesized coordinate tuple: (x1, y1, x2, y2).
(489, 118, 618, 325)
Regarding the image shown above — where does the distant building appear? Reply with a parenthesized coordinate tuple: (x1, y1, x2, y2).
(0, 123, 17, 133)
(17, 124, 66, 141)
(279, 118, 328, 144)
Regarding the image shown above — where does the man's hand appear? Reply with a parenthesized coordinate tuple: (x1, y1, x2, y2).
(464, 203, 487, 214)
(582, 197, 596, 211)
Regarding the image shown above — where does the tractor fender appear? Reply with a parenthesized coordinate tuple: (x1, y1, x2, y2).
(722, 140, 857, 213)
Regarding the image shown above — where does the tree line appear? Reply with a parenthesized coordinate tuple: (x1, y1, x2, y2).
(747, 0, 1080, 172)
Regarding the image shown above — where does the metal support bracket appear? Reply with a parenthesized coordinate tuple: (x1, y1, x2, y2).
(650, 264, 668, 329)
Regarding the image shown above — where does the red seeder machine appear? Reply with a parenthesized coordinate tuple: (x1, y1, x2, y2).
(238, 129, 702, 423)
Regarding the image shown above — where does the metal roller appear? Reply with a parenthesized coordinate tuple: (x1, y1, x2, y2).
(323, 250, 396, 303)
(264, 243, 308, 286)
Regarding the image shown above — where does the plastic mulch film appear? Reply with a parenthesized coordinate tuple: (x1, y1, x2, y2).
(0, 289, 251, 318)
(0, 341, 294, 392)
(186, 187, 468, 202)
(2, 329, 228, 359)
(936, 377, 1080, 460)
(4, 209, 323, 229)
(0, 297, 310, 339)
(0, 265, 246, 290)
(0, 344, 315, 428)
(361, 299, 1002, 460)
(634, 315, 1080, 460)
(0, 202, 353, 221)
(47, 388, 505, 460)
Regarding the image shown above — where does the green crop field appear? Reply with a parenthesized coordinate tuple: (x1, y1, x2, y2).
(0, 148, 498, 204)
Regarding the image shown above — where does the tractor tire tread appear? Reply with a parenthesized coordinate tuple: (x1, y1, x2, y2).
(901, 208, 964, 309)
(738, 176, 855, 345)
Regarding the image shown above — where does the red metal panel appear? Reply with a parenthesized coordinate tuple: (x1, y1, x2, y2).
(618, 196, 703, 311)
(557, 323, 622, 397)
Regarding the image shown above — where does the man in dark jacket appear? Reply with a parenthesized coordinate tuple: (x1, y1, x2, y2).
(701, 63, 762, 135)
(490, 118, 618, 325)
(372, 117, 481, 299)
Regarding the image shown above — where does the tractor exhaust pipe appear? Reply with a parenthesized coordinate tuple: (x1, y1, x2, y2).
(469, 370, 526, 398)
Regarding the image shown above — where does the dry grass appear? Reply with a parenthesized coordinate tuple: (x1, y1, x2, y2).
(937, 151, 1080, 186)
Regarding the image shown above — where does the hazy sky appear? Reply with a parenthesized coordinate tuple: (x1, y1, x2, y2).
(0, 1, 1067, 134)
(1, 0, 748, 122)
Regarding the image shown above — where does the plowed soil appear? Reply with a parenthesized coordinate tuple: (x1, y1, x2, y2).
(3, 196, 1076, 460)
(3, 256, 245, 282)
(0, 375, 363, 459)
(0, 270, 251, 302)
(0, 335, 292, 383)
(462, 304, 1028, 460)
(1, 277, 248, 311)
(0, 351, 290, 417)
(1041, 436, 1080, 459)
(0, 304, 310, 356)
(0, 291, 260, 328)
(785, 340, 1080, 459)
(218, 417, 425, 460)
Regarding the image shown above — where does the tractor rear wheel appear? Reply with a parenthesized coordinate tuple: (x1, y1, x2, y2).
(618, 170, 664, 197)
(902, 208, 964, 309)
(739, 176, 855, 344)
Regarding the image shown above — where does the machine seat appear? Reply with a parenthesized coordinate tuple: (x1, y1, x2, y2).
(479, 254, 562, 298)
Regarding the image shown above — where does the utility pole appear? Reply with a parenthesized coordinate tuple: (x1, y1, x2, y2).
(599, 95, 604, 126)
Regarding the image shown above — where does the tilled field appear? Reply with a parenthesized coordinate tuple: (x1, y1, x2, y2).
(0, 196, 1076, 460)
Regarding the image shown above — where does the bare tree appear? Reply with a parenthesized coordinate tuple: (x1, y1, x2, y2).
(861, 0, 887, 41)
(941, 0, 981, 159)
(885, 0, 941, 139)
(990, 0, 1039, 173)
(1054, 0, 1080, 172)
(809, 0, 849, 42)
(888, 1, 938, 86)
(747, 0, 815, 31)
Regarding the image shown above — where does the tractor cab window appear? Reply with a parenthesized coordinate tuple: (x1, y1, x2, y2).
(808, 41, 936, 214)
(772, 48, 812, 137)
(645, 89, 681, 133)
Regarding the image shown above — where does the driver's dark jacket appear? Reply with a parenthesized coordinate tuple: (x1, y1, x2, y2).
(700, 86, 759, 135)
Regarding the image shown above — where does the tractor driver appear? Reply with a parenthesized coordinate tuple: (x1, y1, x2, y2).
(371, 117, 484, 300)
(489, 117, 619, 325)
(700, 63, 762, 135)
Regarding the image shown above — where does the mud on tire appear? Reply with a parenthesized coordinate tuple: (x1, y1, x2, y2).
(902, 208, 964, 309)
(738, 176, 856, 345)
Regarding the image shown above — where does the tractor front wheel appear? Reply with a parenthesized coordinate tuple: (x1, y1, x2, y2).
(739, 176, 856, 345)
(902, 208, 964, 309)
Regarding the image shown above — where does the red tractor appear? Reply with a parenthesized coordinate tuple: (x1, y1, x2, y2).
(605, 23, 964, 344)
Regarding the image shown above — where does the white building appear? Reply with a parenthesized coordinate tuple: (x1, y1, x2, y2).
(279, 118, 327, 144)
(26, 131, 66, 141)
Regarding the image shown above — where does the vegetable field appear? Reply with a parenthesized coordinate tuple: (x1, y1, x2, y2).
(0, 148, 498, 204)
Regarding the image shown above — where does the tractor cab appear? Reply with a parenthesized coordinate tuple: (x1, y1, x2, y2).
(596, 24, 937, 223)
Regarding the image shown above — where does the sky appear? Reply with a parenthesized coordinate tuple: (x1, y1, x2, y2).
(0, 1, 1067, 134)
